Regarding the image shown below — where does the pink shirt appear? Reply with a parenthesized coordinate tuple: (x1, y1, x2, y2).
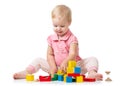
(47, 30, 81, 66)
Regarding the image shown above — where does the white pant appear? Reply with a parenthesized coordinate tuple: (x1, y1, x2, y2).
(27, 57, 98, 74)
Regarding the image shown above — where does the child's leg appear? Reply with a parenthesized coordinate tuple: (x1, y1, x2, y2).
(13, 58, 50, 79)
(76, 59, 87, 74)
(84, 57, 103, 80)
(77, 57, 103, 80)
(26, 58, 50, 73)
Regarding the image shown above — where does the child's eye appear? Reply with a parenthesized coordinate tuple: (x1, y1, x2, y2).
(54, 25, 57, 27)
(60, 25, 65, 27)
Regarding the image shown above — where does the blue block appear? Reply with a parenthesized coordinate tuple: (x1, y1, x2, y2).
(58, 75, 63, 81)
(66, 76, 72, 83)
(74, 67, 81, 74)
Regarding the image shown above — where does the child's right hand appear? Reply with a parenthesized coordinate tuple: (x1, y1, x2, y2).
(50, 67, 57, 78)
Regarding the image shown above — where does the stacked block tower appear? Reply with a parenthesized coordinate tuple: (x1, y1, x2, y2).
(57, 60, 96, 82)
(57, 60, 84, 83)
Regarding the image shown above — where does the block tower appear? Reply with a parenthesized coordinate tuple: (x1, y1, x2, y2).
(38, 60, 96, 82)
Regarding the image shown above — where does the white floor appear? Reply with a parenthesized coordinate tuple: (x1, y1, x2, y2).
(0, 76, 116, 86)
(0, 78, 117, 86)
(11, 80, 114, 86)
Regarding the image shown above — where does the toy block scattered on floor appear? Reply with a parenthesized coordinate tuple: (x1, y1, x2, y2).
(26, 74, 34, 81)
(58, 75, 63, 81)
(76, 76, 83, 82)
(39, 76, 51, 81)
(84, 78, 96, 82)
(105, 77, 112, 81)
(105, 71, 112, 82)
(64, 74, 67, 82)
(51, 74, 58, 81)
(66, 76, 72, 83)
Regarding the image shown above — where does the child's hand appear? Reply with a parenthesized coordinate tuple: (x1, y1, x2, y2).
(50, 67, 57, 78)
(60, 60, 68, 73)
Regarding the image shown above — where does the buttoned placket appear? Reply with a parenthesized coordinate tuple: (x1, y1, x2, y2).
(58, 39, 63, 51)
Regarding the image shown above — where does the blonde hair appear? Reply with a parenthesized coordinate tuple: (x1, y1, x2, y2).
(51, 5, 72, 23)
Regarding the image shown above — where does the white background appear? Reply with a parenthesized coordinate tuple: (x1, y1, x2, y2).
(0, 0, 120, 86)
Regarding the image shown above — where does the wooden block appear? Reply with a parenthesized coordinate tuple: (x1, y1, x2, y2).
(84, 78, 96, 82)
(105, 77, 112, 81)
(74, 67, 81, 74)
(67, 73, 80, 77)
(26, 74, 34, 81)
(66, 76, 72, 83)
(64, 74, 67, 82)
(39, 76, 51, 81)
(105, 71, 111, 75)
(76, 76, 83, 82)
(72, 77, 76, 82)
(57, 69, 64, 75)
(68, 60, 76, 68)
(51, 74, 58, 81)
(58, 75, 63, 81)
(67, 67, 74, 74)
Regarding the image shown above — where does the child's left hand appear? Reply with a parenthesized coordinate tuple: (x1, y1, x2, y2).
(60, 60, 68, 73)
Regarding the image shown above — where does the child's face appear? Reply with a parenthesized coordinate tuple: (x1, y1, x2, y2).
(52, 18, 70, 37)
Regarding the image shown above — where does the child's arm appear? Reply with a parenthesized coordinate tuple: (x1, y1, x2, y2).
(60, 43, 78, 72)
(47, 46, 57, 77)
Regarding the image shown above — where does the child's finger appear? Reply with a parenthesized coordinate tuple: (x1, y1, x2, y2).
(51, 72, 54, 78)
(63, 66, 67, 73)
(60, 66, 63, 70)
(51, 74, 54, 78)
(50, 71, 55, 78)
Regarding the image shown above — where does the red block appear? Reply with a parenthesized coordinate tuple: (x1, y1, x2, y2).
(68, 73, 86, 78)
(80, 74, 86, 78)
(68, 73, 80, 77)
(39, 76, 51, 81)
(84, 78, 96, 82)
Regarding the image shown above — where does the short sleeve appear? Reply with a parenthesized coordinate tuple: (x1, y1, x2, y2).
(47, 35, 52, 46)
(69, 35, 78, 44)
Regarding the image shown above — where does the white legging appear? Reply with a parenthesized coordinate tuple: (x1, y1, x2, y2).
(26, 57, 98, 74)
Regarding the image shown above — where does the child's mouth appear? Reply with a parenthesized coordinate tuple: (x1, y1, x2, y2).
(57, 31, 62, 34)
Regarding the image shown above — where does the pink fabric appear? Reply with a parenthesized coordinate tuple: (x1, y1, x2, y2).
(28, 58, 50, 73)
(76, 57, 98, 74)
(47, 30, 81, 66)
(26, 65, 36, 73)
(87, 66, 98, 72)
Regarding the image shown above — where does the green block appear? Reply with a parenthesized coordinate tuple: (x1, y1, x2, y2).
(51, 74, 58, 81)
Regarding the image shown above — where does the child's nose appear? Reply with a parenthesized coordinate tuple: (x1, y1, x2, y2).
(57, 26, 61, 31)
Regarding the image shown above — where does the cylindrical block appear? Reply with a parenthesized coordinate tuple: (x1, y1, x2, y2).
(26, 74, 34, 81)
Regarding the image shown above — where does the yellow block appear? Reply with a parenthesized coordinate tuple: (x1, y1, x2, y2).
(68, 60, 76, 68)
(57, 69, 64, 75)
(64, 74, 67, 82)
(26, 74, 34, 81)
(76, 76, 83, 82)
(67, 67, 74, 74)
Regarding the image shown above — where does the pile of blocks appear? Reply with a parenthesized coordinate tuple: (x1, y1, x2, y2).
(26, 60, 96, 83)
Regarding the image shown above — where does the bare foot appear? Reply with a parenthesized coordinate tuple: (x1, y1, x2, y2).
(87, 70, 103, 81)
(13, 65, 36, 79)
(13, 70, 27, 79)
